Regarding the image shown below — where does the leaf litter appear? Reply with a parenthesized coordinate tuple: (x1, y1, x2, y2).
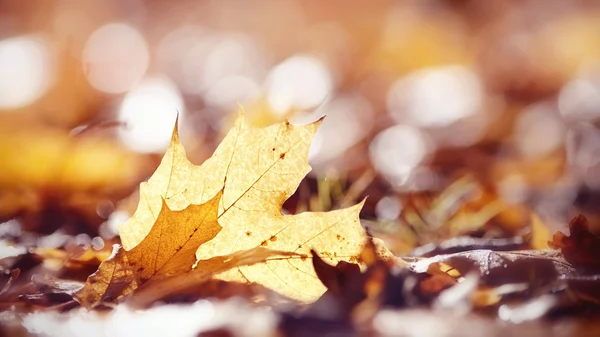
(3, 113, 600, 337)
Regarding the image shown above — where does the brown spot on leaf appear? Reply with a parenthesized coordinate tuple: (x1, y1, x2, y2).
(279, 153, 285, 159)
(246, 231, 252, 236)
(261, 240, 268, 247)
(270, 235, 277, 242)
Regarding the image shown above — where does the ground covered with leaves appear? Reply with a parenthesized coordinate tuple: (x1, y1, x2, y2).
(1, 115, 600, 337)
(5, 1, 600, 336)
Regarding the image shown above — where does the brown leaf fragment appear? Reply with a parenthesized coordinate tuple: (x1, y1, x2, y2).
(31, 274, 84, 295)
(19, 275, 84, 308)
(411, 236, 525, 257)
(312, 236, 395, 306)
(564, 274, 600, 304)
(312, 249, 362, 299)
(358, 236, 396, 267)
(419, 264, 458, 295)
(309, 240, 417, 322)
(74, 244, 138, 308)
(551, 214, 600, 270)
(30, 246, 109, 282)
(412, 249, 574, 288)
(308, 250, 369, 320)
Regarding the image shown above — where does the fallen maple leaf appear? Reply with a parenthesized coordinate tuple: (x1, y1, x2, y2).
(117, 112, 393, 302)
(75, 245, 137, 308)
(75, 192, 222, 307)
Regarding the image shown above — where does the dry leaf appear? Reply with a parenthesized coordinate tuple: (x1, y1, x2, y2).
(118, 112, 392, 302)
(411, 249, 574, 287)
(74, 245, 137, 308)
(411, 236, 524, 257)
(551, 214, 600, 269)
(419, 263, 458, 295)
(75, 192, 222, 308)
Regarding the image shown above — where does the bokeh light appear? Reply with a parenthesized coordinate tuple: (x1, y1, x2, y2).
(566, 123, 600, 189)
(204, 75, 261, 110)
(387, 65, 483, 129)
(0, 35, 54, 109)
(82, 23, 149, 94)
(375, 195, 401, 221)
(157, 28, 266, 104)
(559, 75, 600, 122)
(513, 103, 565, 159)
(297, 95, 373, 169)
(118, 77, 183, 153)
(266, 55, 332, 116)
(370, 124, 434, 187)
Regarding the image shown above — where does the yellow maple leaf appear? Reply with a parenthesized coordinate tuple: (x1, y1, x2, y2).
(119, 112, 390, 302)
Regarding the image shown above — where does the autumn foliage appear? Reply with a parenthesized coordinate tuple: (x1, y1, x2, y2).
(2, 114, 600, 336)
(73, 114, 395, 308)
(5, 2, 600, 336)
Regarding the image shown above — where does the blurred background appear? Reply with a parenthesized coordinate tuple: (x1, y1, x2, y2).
(2, 0, 600, 255)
